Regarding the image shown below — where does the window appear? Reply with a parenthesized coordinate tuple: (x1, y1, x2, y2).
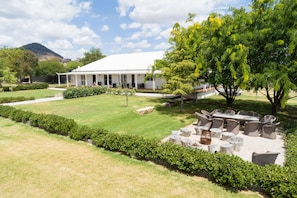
(81, 75, 86, 85)
(104, 75, 112, 85)
(145, 74, 153, 81)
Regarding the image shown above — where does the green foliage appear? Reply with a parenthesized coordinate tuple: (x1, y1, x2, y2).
(63, 86, 107, 99)
(35, 60, 66, 76)
(8, 83, 49, 91)
(79, 48, 105, 65)
(0, 96, 34, 104)
(0, 47, 38, 83)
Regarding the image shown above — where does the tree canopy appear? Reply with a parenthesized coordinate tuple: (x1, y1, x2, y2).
(156, 0, 297, 115)
(79, 48, 105, 65)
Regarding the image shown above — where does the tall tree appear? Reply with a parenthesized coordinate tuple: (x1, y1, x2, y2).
(0, 48, 38, 83)
(35, 60, 66, 83)
(79, 48, 105, 65)
(248, 0, 297, 115)
(154, 15, 202, 112)
(197, 10, 251, 107)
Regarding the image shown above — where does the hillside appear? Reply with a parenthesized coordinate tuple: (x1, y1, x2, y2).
(21, 43, 64, 61)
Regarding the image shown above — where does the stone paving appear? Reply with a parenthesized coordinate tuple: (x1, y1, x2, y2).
(163, 122, 285, 165)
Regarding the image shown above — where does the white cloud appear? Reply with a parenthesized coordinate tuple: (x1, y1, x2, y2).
(154, 42, 171, 50)
(101, 25, 109, 32)
(114, 36, 122, 43)
(117, 0, 233, 24)
(125, 40, 151, 49)
(0, 0, 100, 59)
(120, 23, 127, 29)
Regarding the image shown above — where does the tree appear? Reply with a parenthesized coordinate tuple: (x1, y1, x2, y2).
(197, 10, 251, 107)
(65, 61, 82, 71)
(248, 0, 297, 115)
(79, 48, 105, 65)
(154, 15, 202, 112)
(0, 47, 38, 83)
(35, 60, 66, 83)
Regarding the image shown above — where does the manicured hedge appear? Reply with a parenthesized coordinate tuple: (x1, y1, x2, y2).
(63, 86, 107, 99)
(0, 105, 296, 197)
(2, 83, 49, 92)
(0, 96, 35, 104)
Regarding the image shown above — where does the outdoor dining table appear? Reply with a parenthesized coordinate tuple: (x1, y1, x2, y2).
(212, 112, 259, 122)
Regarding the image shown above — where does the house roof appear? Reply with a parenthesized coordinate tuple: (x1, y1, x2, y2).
(70, 51, 165, 74)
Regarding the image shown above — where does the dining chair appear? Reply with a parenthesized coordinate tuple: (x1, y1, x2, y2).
(252, 152, 280, 166)
(224, 109, 236, 115)
(261, 122, 280, 139)
(244, 120, 261, 137)
(210, 118, 224, 130)
(226, 119, 240, 135)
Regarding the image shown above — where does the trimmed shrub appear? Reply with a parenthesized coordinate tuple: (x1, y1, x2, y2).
(12, 83, 49, 91)
(0, 96, 35, 104)
(63, 86, 107, 99)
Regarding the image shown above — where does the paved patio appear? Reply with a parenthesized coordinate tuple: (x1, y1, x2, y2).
(163, 122, 285, 165)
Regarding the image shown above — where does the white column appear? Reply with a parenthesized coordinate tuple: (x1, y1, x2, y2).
(58, 74, 61, 86)
(107, 74, 109, 87)
(135, 74, 138, 89)
(66, 74, 69, 87)
(85, 74, 87, 86)
(75, 74, 78, 87)
(95, 74, 98, 86)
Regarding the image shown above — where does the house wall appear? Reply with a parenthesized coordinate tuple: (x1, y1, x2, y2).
(73, 74, 164, 89)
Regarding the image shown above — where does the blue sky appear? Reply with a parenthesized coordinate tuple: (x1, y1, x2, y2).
(0, 0, 251, 60)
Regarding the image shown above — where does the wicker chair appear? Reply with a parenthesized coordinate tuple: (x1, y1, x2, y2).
(237, 110, 249, 115)
(224, 109, 236, 115)
(252, 152, 280, 166)
(210, 118, 224, 130)
(195, 112, 212, 128)
(226, 119, 240, 135)
(244, 120, 261, 137)
(201, 110, 212, 118)
(261, 122, 280, 139)
(260, 115, 276, 123)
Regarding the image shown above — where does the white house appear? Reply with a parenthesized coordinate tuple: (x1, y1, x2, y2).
(57, 51, 166, 90)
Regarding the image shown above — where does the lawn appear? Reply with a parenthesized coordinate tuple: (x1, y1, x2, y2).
(0, 88, 63, 99)
(0, 118, 262, 198)
(16, 94, 197, 139)
(15, 91, 297, 140)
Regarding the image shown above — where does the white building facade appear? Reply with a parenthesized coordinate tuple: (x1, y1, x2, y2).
(57, 51, 165, 90)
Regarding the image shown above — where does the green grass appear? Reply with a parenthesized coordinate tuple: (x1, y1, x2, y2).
(0, 89, 63, 99)
(0, 118, 262, 198)
(17, 94, 196, 139)
(16, 91, 297, 140)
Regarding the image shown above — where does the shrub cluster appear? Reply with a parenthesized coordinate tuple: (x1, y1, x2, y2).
(63, 86, 107, 99)
(0, 96, 35, 104)
(2, 83, 49, 92)
(0, 105, 296, 197)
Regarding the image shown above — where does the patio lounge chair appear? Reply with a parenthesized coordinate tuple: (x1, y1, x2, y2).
(252, 151, 280, 166)
(261, 122, 280, 139)
(244, 120, 261, 137)
(226, 119, 240, 135)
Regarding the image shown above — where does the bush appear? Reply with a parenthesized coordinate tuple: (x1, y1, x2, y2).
(11, 83, 49, 91)
(0, 96, 35, 104)
(63, 86, 107, 99)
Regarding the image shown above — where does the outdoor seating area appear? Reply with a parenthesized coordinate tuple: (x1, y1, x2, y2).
(166, 109, 285, 166)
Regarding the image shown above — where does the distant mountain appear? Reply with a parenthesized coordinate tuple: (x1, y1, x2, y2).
(21, 43, 64, 61)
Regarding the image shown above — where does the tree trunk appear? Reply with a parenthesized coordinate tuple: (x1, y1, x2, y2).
(226, 96, 235, 108)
